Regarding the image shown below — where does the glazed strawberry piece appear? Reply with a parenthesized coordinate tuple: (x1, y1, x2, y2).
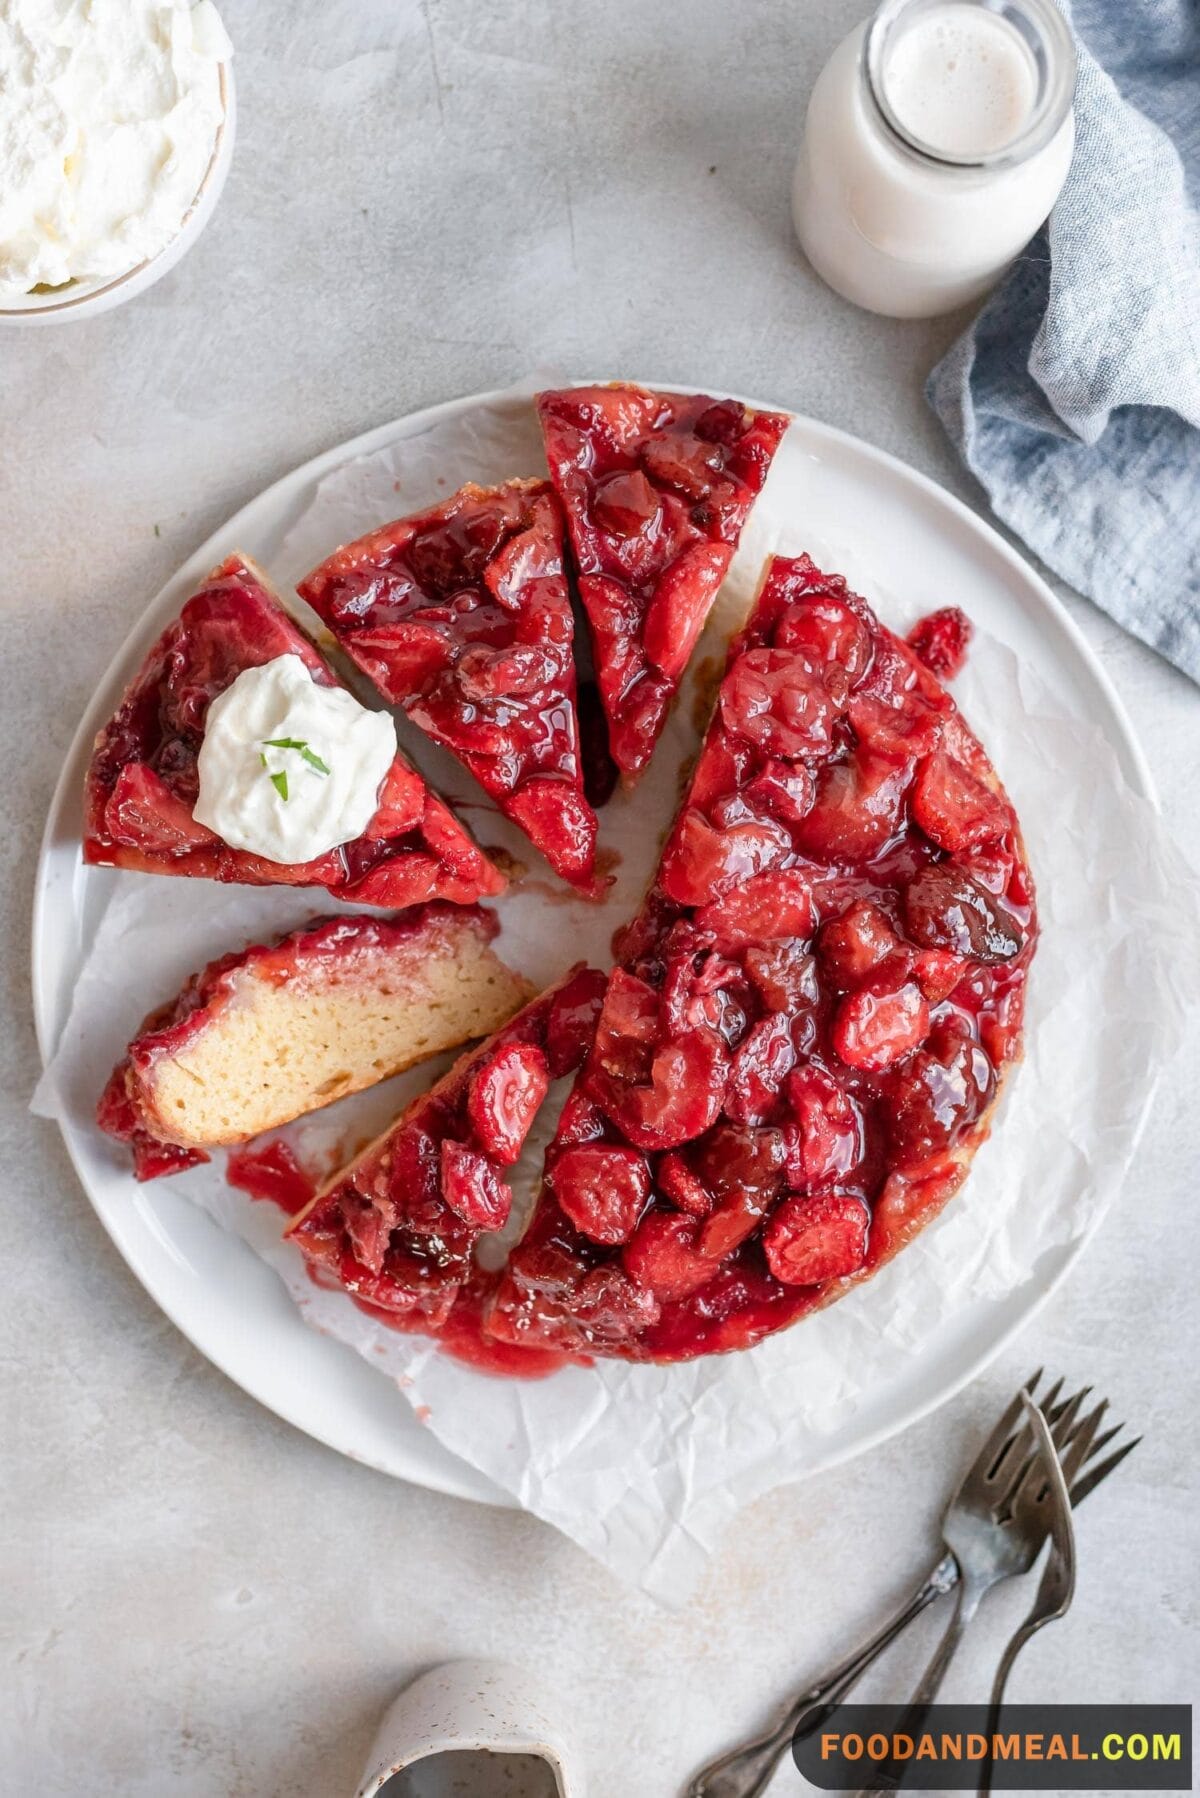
(536, 385, 790, 781)
(903, 863, 1024, 963)
(624, 1212, 715, 1301)
(486, 1201, 662, 1354)
(818, 899, 903, 988)
(440, 1142, 513, 1230)
(831, 968, 930, 1073)
(485, 553, 1037, 1364)
(886, 1021, 996, 1170)
(911, 752, 1014, 854)
(657, 1152, 716, 1217)
(694, 1123, 788, 1259)
(908, 606, 973, 679)
(84, 555, 502, 904)
(286, 966, 604, 1329)
(467, 1040, 552, 1165)
(762, 1190, 871, 1285)
(299, 483, 605, 895)
(784, 1064, 864, 1186)
(793, 747, 917, 863)
(550, 1143, 652, 1244)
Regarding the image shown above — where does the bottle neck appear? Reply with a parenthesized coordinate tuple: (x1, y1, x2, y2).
(862, 0, 1076, 176)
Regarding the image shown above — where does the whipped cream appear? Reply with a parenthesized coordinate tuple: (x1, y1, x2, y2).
(194, 656, 399, 867)
(0, 0, 232, 298)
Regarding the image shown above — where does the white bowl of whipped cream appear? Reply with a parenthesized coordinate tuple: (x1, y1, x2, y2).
(0, 0, 235, 325)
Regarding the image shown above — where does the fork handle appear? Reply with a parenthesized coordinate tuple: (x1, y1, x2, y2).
(852, 1578, 983, 1795)
(686, 1553, 958, 1798)
(977, 1623, 1041, 1796)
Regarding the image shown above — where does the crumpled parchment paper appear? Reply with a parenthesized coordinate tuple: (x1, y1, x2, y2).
(34, 384, 1200, 1603)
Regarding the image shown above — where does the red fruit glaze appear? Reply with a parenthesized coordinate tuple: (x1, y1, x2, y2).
(537, 385, 789, 781)
(435, 1275, 582, 1378)
(487, 554, 1037, 1363)
(286, 965, 603, 1331)
(83, 555, 503, 904)
(299, 483, 606, 896)
(226, 1139, 317, 1215)
(95, 1065, 209, 1181)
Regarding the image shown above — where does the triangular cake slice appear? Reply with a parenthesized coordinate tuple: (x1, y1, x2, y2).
(97, 905, 534, 1181)
(84, 554, 504, 906)
(286, 965, 605, 1332)
(536, 384, 790, 782)
(298, 482, 606, 896)
(487, 555, 1037, 1363)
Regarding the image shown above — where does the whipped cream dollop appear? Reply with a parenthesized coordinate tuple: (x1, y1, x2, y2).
(194, 656, 399, 867)
(0, 0, 232, 298)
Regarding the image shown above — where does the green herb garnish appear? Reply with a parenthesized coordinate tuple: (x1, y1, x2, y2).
(260, 737, 330, 797)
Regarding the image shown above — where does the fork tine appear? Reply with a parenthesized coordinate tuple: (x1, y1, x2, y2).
(975, 1387, 1032, 1484)
(1048, 1386, 1089, 1448)
(994, 1414, 1053, 1512)
(1071, 1435, 1140, 1506)
(1040, 1375, 1066, 1418)
(1083, 1422, 1124, 1461)
(1059, 1401, 1110, 1488)
(1001, 1383, 1096, 1512)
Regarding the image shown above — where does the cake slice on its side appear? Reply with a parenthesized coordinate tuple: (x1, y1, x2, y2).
(285, 965, 606, 1332)
(97, 906, 533, 1181)
(487, 555, 1037, 1364)
(536, 385, 790, 783)
(83, 553, 505, 907)
(299, 482, 606, 897)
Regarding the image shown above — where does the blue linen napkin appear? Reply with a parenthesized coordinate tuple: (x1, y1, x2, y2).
(927, 0, 1200, 683)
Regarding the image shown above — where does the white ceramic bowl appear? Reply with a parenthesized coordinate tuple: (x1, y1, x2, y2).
(0, 61, 236, 328)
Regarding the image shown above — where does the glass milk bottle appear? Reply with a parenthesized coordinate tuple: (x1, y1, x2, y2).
(792, 0, 1076, 318)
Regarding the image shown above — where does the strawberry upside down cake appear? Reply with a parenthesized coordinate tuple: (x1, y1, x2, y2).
(298, 481, 606, 896)
(277, 554, 1035, 1365)
(537, 385, 790, 783)
(97, 906, 533, 1182)
(84, 555, 503, 907)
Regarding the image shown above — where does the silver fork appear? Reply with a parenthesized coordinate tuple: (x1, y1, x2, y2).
(686, 1373, 1123, 1798)
(977, 1396, 1139, 1796)
(851, 1384, 1128, 1796)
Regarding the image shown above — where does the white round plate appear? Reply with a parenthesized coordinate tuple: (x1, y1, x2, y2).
(33, 385, 1154, 1509)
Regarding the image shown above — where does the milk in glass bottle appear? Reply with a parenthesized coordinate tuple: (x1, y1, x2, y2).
(793, 0, 1076, 318)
